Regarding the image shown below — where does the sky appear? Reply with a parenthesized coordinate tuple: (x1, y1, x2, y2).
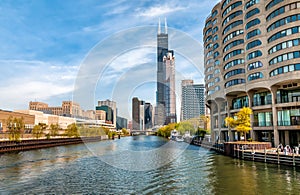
(0, 0, 220, 120)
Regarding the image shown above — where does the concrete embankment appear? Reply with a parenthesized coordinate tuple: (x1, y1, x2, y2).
(0, 136, 108, 153)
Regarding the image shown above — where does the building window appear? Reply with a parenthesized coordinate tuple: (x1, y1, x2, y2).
(215, 86, 221, 91)
(224, 49, 244, 61)
(213, 35, 219, 42)
(224, 68, 245, 79)
(206, 50, 213, 57)
(212, 27, 218, 34)
(248, 72, 263, 81)
(214, 69, 220, 75)
(215, 77, 220, 83)
(267, 14, 300, 32)
(266, 6, 285, 21)
(212, 10, 218, 18)
(213, 43, 219, 50)
(266, 0, 284, 11)
(223, 29, 244, 44)
(212, 19, 217, 26)
(248, 61, 263, 70)
(206, 59, 214, 65)
(222, 1, 242, 17)
(223, 11, 243, 26)
(214, 51, 220, 59)
(214, 60, 220, 66)
(247, 50, 262, 60)
(245, 0, 260, 10)
(232, 96, 249, 109)
(205, 35, 212, 43)
(224, 59, 244, 70)
(207, 74, 213, 80)
(223, 20, 243, 35)
(246, 39, 262, 50)
(206, 66, 213, 73)
(268, 26, 300, 43)
(269, 38, 300, 54)
(225, 79, 245, 88)
(205, 43, 213, 50)
(246, 29, 261, 40)
(205, 28, 212, 36)
(223, 39, 244, 53)
(222, 0, 233, 9)
(246, 18, 260, 30)
(269, 51, 300, 65)
(208, 82, 214, 87)
(245, 8, 260, 19)
(205, 20, 212, 28)
(270, 63, 300, 77)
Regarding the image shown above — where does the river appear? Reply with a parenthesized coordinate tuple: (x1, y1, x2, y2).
(0, 136, 299, 194)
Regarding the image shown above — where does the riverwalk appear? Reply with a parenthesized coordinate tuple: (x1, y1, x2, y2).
(192, 139, 300, 167)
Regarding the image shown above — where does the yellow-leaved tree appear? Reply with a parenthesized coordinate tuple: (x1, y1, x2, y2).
(225, 107, 253, 141)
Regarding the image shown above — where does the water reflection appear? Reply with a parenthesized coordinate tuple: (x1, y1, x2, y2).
(0, 136, 299, 194)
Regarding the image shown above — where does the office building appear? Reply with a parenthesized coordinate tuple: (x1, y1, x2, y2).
(181, 80, 205, 121)
(204, 0, 300, 146)
(132, 97, 153, 130)
(98, 100, 117, 128)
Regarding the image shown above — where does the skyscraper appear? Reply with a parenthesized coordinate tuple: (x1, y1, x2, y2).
(155, 18, 176, 126)
(181, 80, 205, 121)
(98, 100, 117, 128)
(132, 97, 153, 130)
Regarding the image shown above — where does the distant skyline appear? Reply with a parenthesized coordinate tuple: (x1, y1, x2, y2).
(0, 0, 220, 120)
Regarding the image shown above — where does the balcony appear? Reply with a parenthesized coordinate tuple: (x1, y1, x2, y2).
(278, 120, 300, 126)
(252, 100, 272, 107)
(252, 121, 273, 127)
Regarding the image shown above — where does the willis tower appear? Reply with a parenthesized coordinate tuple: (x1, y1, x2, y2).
(155, 18, 177, 126)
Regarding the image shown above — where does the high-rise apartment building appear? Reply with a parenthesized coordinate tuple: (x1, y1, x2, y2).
(204, 0, 300, 146)
(155, 18, 177, 126)
(181, 80, 205, 121)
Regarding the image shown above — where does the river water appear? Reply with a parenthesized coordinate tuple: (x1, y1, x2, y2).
(0, 136, 299, 194)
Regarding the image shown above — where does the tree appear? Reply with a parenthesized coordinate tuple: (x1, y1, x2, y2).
(32, 123, 47, 139)
(176, 121, 194, 135)
(66, 123, 79, 138)
(224, 107, 253, 141)
(121, 128, 129, 136)
(235, 107, 252, 140)
(6, 116, 24, 141)
(49, 123, 60, 137)
(225, 116, 236, 142)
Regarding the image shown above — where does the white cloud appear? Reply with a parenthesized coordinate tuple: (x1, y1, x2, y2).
(136, 5, 186, 18)
(0, 60, 78, 110)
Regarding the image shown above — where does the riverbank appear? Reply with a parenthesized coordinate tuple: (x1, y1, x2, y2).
(0, 136, 108, 153)
(192, 140, 300, 167)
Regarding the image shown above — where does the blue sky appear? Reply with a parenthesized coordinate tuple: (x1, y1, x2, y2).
(0, 0, 220, 119)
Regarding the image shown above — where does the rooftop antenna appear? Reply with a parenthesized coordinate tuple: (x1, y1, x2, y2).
(164, 17, 168, 34)
(158, 18, 161, 34)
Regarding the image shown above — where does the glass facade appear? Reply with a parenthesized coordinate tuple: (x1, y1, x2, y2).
(223, 20, 243, 35)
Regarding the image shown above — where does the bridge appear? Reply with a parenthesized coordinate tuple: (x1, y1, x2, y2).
(130, 129, 158, 136)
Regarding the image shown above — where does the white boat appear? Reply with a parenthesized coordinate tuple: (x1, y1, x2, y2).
(170, 130, 179, 141)
(175, 135, 184, 142)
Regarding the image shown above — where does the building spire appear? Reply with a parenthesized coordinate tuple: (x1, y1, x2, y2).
(158, 18, 161, 34)
(164, 17, 167, 34)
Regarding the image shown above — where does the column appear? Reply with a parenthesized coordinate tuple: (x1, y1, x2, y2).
(271, 86, 279, 146)
(226, 96, 234, 142)
(247, 91, 256, 141)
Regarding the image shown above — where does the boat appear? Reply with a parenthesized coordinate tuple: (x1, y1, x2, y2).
(170, 130, 179, 141)
(175, 135, 184, 142)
